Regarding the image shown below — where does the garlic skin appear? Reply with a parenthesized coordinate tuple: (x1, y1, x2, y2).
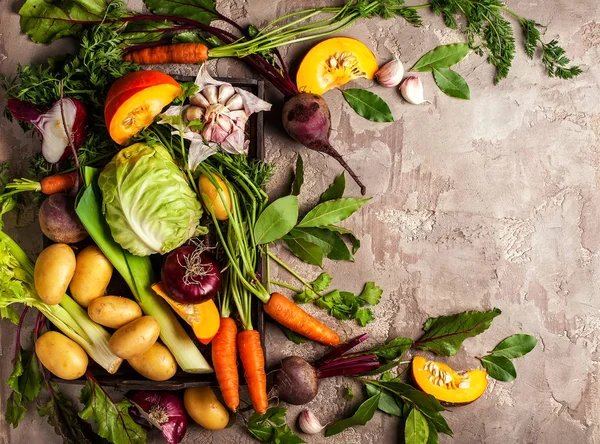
(400, 76, 431, 105)
(298, 409, 325, 435)
(375, 59, 404, 87)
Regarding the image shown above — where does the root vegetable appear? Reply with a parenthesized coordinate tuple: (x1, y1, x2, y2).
(70, 245, 113, 307)
(34, 243, 76, 305)
(39, 194, 88, 244)
(128, 343, 178, 382)
(282, 93, 366, 195)
(183, 387, 229, 430)
(109, 316, 160, 360)
(88, 296, 142, 329)
(35, 331, 88, 380)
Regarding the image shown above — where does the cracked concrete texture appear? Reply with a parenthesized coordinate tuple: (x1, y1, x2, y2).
(1, 0, 599, 442)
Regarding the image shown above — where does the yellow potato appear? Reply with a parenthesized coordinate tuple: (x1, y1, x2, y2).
(198, 174, 231, 221)
(109, 316, 160, 359)
(34, 243, 76, 305)
(184, 387, 229, 430)
(128, 342, 177, 381)
(35, 331, 88, 380)
(88, 296, 142, 329)
(70, 245, 113, 307)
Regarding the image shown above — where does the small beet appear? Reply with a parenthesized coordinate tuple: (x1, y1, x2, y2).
(282, 93, 366, 195)
(270, 356, 319, 405)
(39, 194, 88, 244)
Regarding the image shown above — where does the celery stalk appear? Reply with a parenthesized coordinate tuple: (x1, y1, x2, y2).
(75, 168, 212, 374)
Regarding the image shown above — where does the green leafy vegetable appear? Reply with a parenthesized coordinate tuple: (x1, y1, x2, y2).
(254, 195, 299, 245)
(282, 236, 324, 267)
(342, 89, 394, 123)
(405, 408, 430, 444)
(357, 282, 383, 306)
(489, 334, 537, 359)
(6, 347, 43, 427)
(343, 385, 355, 401)
(288, 228, 352, 261)
(365, 375, 402, 416)
(297, 198, 370, 228)
(310, 281, 382, 326)
(98, 143, 205, 256)
(79, 377, 146, 444)
(373, 337, 413, 360)
(291, 154, 304, 196)
(311, 272, 333, 292)
(325, 392, 381, 436)
(480, 355, 516, 382)
(320, 172, 345, 203)
(411, 43, 470, 71)
(144, 0, 218, 25)
(414, 308, 501, 356)
(246, 407, 305, 444)
(324, 225, 361, 254)
(432, 67, 470, 99)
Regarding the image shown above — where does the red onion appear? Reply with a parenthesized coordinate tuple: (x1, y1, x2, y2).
(7, 98, 88, 163)
(128, 391, 188, 444)
(161, 245, 222, 304)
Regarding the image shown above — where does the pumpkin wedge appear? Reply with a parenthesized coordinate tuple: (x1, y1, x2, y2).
(296, 37, 378, 95)
(412, 356, 488, 405)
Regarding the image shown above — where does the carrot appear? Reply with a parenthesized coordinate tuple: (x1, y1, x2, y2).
(238, 329, 268, 414)
(123, 43, 209, 65)
(263, 292, 340, 346)
(211, 317, 239, 412)
(39, 171, 79, 195)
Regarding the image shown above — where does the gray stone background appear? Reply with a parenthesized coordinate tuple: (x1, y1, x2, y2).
(1, 0, 599, 443)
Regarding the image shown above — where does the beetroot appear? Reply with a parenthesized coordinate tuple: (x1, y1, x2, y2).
(282, 93, 366, 195)
(39, 194, 88, 244)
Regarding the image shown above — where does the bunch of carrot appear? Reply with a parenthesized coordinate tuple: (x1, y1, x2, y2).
(198, 155, 339, 414)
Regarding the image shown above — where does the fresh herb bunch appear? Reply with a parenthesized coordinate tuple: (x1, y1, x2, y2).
(1, 24, 138, 179)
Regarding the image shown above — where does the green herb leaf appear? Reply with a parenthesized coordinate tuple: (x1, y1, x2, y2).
(489, 334, 537, 359)
(325, 392, 381, 436)
(426, 420, 440, 444)
(145, 0, 218, 26)
(172, 31, 223, 47)
(324, 225, 361, 254)
(291, 154, 304, 196)
(79, 378, 146, 444)
(38, 386, 98, 443)
(342, 89, 394, 123)
(480, 355, 517, 382)
(357, 282, 382, 306)
(405, 409, 430, 444)
(415, 308, 501, 356)
(320, 173, 346, 202)
(343, 385, 355, 401)
(289, 228, 353, 261)
(254, 195, 299, 244)
(1, 306, 20, 324)
(121, 20, 177, 45)
(311, 272, 333, 292)
(297, 198, 370, 228)
(374, 337, 414, 360)
(283, 236, 324, 267)
(365, 384, 402, 416)
(293, 287, 319, 304)
(247, 407, 305, 444)
(18, 0, 110, 44)
(280, 326, 307, 344)
(411, 44, 470, 71)
(365, 381, 445, 415)
(422, 410, 453, 436)
(432, 67, 470, 99)
(6, 348, 43, 428)
(356, 308, 375, 326)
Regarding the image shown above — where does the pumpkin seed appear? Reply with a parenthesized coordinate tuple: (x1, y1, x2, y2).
(459, 381, 470, 389)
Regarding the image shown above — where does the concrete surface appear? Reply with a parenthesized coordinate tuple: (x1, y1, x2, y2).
(1, 0, 599, 443)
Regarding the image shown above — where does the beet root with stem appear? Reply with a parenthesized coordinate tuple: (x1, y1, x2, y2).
(269, 356, 319, 405)
(281, 93, 367, 195)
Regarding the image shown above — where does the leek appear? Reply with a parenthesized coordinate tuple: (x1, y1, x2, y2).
(0, 218, 122, 374)
(75, 167, 212, 374)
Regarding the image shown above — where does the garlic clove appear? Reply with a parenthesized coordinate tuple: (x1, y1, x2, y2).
(217, 84, 235, 104)
(298, 409, 325, 435)
(225, 93, 244, 111)
(190, 92, 210, 108)
(185, 106, 204, 122)
(202, 85, 219, 105)
(375, 59, 404, 87)
(400, 76, 431, 105)
(217, 115, 233, 132)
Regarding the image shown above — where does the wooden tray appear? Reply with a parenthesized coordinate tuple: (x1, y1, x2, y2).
(53, 77, 266, 390)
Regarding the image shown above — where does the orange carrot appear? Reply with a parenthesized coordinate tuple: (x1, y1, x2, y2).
(123, 43, 209, 65)
(238, 329, 268, 414)
(263, 292, 340, 346)
(211, 317, 239, 412)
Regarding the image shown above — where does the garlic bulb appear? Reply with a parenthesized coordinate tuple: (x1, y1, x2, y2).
(400, 76, 431, 105)
(375, 59, 404, 87)
(298, 409, 325, 435)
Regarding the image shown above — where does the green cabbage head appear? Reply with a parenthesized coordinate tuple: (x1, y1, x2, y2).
(99, 142, 205, 256)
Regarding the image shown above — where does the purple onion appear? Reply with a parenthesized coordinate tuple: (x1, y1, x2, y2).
(128, 391, 188, 444)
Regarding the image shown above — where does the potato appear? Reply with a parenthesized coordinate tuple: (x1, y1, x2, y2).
(35, 331, 88, 380)
(184, 387, 229, 430)
(34, 243, 76, 305)
(88, 296, 142, 329)
(109, 316, 160, 359)
(128, 342, 177, 381)
(70, 245, 113, 307)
